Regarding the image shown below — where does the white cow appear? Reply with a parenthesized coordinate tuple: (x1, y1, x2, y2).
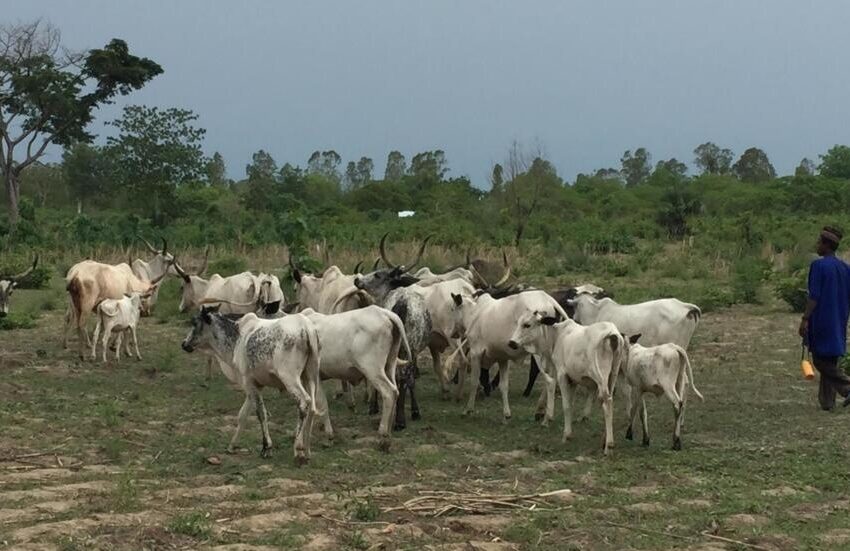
(181, 306, 322, 464)
(91, 292, 148, 363)
(569, 294, 701, 349)
(621, 336, 704, 450)
(174, 265, 284, 316)
(448, 289, 567, 422)
(412, 266, 476, 288)
(302, 306, 407, 449)
(411, 278, 475, 396)
(508, 311, 625, 455)
(131, 237, 182, 309)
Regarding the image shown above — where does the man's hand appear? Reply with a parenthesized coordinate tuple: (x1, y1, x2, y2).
(798, 317, 808, 338)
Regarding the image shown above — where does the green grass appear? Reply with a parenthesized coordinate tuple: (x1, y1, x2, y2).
(167, 511, 211, 539)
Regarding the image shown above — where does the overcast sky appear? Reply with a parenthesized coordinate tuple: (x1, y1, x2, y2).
(10, 1, 850, 185)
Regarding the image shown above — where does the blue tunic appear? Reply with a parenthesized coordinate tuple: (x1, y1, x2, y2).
(807, 255, 850, 357)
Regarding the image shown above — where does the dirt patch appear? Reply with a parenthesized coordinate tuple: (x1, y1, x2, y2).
(491, 450, 529, 465)
(211, 546, 281, 551)
(622, 483, 659, 497)
(227, 510, 308, 533)
(263, 477, 311, 493)
(448, 514, 512, 534)
(819, 529, 850, 545)
(153, 484, 241, 500)
(678, 498, 713, 508)
(625, 502, 667, 514)
(761, 486, 800, 497)
(0, 500, 75, 524)
(302, 534, 337, 550)
(11, 511, 165, 542)
(725, 513, 769, 529)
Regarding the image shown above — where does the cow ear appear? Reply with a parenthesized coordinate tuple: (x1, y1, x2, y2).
(10, 281, 18, 289)
(392, 274, 419, 288)
(629, 333, 641, 344)
(451, 293, 463, 307)
(540, 316, 558, 326)
(564, 288, 578, 299)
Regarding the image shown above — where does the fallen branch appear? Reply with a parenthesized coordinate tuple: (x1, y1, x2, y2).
(383, 488, 572, 517)
(312, 513, 392, 526)
(0, 451, 56, 462)
(701, 531, 772, 551)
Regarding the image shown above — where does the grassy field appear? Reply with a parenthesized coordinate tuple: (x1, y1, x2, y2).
(2, 276, 850, 551)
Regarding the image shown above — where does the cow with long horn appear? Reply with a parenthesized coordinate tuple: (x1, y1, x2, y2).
(130, 236, 181, 313)
(0, 255, 39, 318)
(333, 233, 433, 430)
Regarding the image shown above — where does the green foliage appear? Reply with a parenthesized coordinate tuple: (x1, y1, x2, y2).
(208, 255, 248, 276)
(819, 145, 850, 179)
(0, 312, 37, 331)
(167, 511, 211, 539)
(346, 495, 380, 522)
(774, 269, 808, 313)
(0, 255, 50, 289)
(733, 147, 776, 183)
(732, 256, 772, 304)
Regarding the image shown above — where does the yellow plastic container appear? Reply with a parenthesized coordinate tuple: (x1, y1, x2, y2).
(801, 359, 815, 380)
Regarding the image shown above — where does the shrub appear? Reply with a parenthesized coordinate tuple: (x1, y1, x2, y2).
(168, 511, 211, 539)
(774, 270, 808, 313)
(0, 312, 37, 331)
(732, 256, 771, 304)
(208, 255, 247, 276)
(697, 287, 735, 313)
(0, 257, 51, 289)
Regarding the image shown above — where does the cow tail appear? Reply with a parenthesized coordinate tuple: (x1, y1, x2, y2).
(676, 345, 703, 401)
(594, 333, 621, 400)
(67, 278, 83, 324)
(389, 311, 412, 363)
(306, 324, 324, 416)
(687, 306, 701, 325)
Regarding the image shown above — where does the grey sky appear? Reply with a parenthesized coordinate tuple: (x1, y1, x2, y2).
(10, 1, 850, 185)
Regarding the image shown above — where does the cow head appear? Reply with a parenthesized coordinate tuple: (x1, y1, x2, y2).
(0, 255, 38, 318)
(448, 292, 472, 339)
(181, 304, 221, 353)
(566, 293, 607, 325)
(467, 250, 512, 293)
(138, 236, 187, 278)
(256, 273, 283, 315)
(173, 256, 210, 313)
(353, 233, 430, 303)
(508, 310, 563, 354)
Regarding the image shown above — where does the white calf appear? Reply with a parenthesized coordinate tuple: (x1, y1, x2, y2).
(91, 292, 148, 363)
(621, 336, 704, 450)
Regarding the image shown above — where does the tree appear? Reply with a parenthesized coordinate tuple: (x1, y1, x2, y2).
(409, 150, 448, 180)
(205, 152, 227, 186)
(657, 183, 702, 238)
(620, 148, 652, 186)
(63, 143, 113, 212)
(21, 161, 64, 207)
(0, 20, 161, 226)
(384, 150, 406, 181)
(818, 145, 850, 179)
(594, 167, 623, 183)
(655, 158, 688, 179)
(489, 163, 504, 193)
(345, 156, 373, 190)
(693, 142, 734, 175)
(794, 158, 816, 177)
(307, 150, 341, 182)
(105, 105, 206, 223)
(246, 150, 277, 182)
(500, 141, 561, 246)
(732, 147, 776, 183)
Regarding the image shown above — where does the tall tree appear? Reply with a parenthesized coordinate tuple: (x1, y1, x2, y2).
(205, 151, 227, 186)
(0, 20, 161, 225)
(63, 143, 113, 213)
(384, 150, 406, 181)
(489, 163, 504, 193)
(409, 150, 448, 180)
(307, 150, 341, 182)
(693, 142, 734, 175)
(818, 145, 850, 179)
(21, 161, 64, 208)
(501, 141, 560, 245)
(620, 148, 652, 186)
(654, 158, 688, 179)
(732, 147, 776, 183)
(105, 105, 206, 223)
(344, 161, 358, 189)
(246, 150, 277, 182)
(355, 156, 373, 185)
(794, 157, 816, 177)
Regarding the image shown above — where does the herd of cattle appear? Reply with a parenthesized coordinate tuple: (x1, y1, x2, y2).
(1, 234, 704, 464)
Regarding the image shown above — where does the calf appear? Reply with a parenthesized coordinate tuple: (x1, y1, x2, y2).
(181, 305, 322, 464)
(91, 292, 148, 363)
(302, 306, 406, 450)
(508, 311, 624, 455)
(621, 336, 704, 450)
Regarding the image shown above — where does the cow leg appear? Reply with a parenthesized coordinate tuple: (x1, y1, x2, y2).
(131, 327, 142, 361)
(206, 358, 214, 381)
(601, 389, 614, 456)
(91, 317, 101, 361)
(534, 357, 556, 424)
(394, 379, 408, 431)
(228, 396, 254, 453)
(672, 399, 684, 450)
(625, 387, 641, 441)
(123, 329, 133, 359)
(371, 374, 399, 450)
(561, 376, 574, 442)
(430, 344, 449, 399)
(335, 380, 346, 400)
(276, 370, 313, 464)
(640, 397, 650, 447)
(579, 390, 594, 423)
(253, 390, 273, 458)
(465, 354, 484, 415)
(114, 330, 123, 362)
(315, 382, 334, 440)
(455, 361, 467, 402)
(498, 360, 511, 422)
(523, 356, 540, 397)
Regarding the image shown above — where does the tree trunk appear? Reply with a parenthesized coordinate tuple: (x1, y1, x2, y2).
(4, 170, 20, 227)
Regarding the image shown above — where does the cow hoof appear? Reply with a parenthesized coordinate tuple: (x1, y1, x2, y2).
(393, 424, 406, 432)
(503, 414, 511, 424)
(368, 406, 379, 416)
(411, 411, 421, 421)
(672, 438, 682, 451)
(534, 412, 545, 422)
(625, 427, 634, 440)
(295, 455, 309, 467)
(260, 447, 273, 459)
(463, 409, 473, 417)
(642, 437, 650, 448)
(377, 438, 391, 453)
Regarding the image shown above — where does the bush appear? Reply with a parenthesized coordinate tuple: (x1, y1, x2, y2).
(208, 255, 247, 276)
(168, 511, 211, 539)
(732, 256, 771, 304)
(0, 257, 51, 289)
(774, 270, 808, 312)
(0, 312, 37, 331)
(697, 287, 735, 313)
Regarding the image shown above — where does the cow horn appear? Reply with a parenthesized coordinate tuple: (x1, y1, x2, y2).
(493, 250, 512, 288)
(469, 262, 490, 288)
(465, 248, 472, 268)
(11, 255, 38, 283)
(149, 269, 168, 286)
(353, 261, 363, 274)
(172, 257, 190, 282)
(196, 246, 210, 276)
(138, 235, 159, 254)
(160, 237, 168, 256)
(379, 232, 396, 269)
(372, 257, 381, 271)
(404, 235, 432, 273)
(288, 252, 298, 272)
(198, 297, 257, 308)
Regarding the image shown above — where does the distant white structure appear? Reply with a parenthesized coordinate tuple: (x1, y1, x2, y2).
(397, 210, 415, 218)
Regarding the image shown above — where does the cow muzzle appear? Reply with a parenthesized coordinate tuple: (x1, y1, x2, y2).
(181, 342, 194, 353)
(507, 340, 519, 350)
